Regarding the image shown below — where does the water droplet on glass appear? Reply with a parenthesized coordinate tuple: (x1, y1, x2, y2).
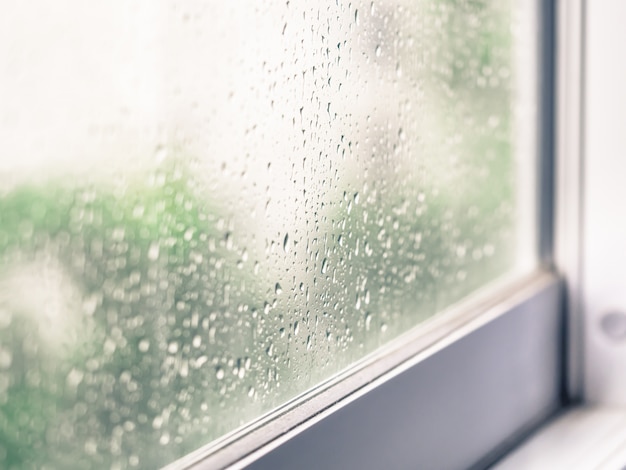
(365, 312, 373, 331)
(321, 258, 329, 274)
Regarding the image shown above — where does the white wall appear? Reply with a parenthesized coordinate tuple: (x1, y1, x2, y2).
(584, 0, 626, 403)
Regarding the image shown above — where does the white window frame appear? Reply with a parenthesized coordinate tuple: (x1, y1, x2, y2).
(163, 1, 582, 468)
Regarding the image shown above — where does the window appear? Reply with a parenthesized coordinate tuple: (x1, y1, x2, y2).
(0, 1, 560, 469)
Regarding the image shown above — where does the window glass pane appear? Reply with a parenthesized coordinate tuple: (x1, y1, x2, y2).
(0, 0, 536, 468)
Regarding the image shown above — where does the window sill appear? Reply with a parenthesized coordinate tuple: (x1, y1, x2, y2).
(495, 406, 626, 470)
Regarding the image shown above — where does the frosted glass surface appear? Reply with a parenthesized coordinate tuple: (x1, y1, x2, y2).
(0, 1, 536, 468)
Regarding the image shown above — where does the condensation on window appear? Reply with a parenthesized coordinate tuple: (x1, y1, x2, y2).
(0, 1, 536, 468)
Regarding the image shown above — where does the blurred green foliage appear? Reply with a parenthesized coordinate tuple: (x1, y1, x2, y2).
(0, 0, 517, 468)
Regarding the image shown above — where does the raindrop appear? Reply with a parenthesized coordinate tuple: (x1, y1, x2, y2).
(321, 258, 329, 274)
(225, 232, 233, 250)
